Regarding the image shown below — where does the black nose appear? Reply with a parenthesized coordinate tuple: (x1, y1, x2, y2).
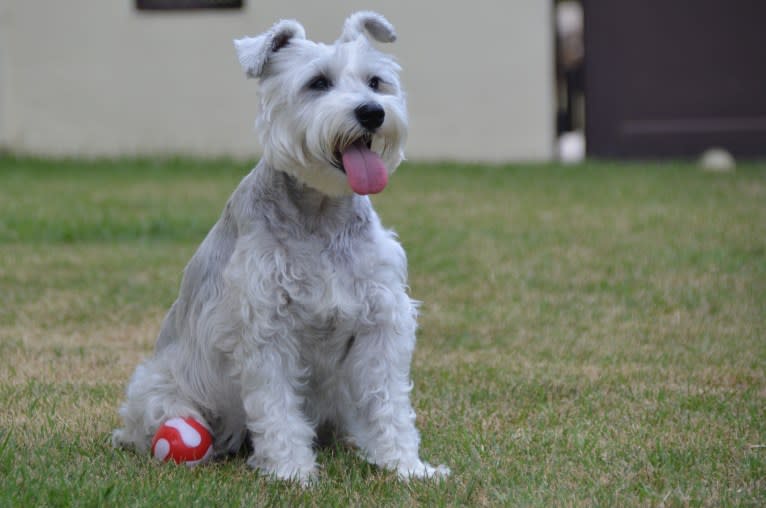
(354, 103, 385, 131)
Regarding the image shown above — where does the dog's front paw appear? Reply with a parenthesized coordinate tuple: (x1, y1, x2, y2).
(397, 460, 451, 481)
(247, 454, 318, 486)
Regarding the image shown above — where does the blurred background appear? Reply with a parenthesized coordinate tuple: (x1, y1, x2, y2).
(0, 0, 763, 163)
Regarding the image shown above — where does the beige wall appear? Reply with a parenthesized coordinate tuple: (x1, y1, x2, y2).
(0, 1, 554, 162)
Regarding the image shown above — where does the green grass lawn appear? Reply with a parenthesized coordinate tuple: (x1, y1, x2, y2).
(1, 156, 764, 506)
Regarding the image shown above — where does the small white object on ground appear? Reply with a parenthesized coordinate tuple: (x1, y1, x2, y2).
(558, 131, 586, 164)
(699, 147, 736, 172)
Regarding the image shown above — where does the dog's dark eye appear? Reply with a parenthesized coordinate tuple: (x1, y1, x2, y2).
(308, 75, 332, 91)
(368, 76, 382, 91)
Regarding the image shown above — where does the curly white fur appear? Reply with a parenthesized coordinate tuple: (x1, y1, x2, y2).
(112, 11, 449, 484)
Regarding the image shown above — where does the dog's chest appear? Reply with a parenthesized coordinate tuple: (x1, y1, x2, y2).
(283, 243, 368, 332)
(273, 230, 401, 343)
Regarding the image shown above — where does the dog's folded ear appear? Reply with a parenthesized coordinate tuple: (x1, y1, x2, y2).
(338, 11, 397, 44)
(234, 19, 306, 78)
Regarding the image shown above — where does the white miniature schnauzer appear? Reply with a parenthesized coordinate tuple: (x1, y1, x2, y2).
(112, 11, 449, 483)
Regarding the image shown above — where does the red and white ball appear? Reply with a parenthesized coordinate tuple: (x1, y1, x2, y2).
(151, 417, 213, 466)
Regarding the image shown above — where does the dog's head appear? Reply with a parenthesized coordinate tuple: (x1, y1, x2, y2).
(234, 12, 407, 197)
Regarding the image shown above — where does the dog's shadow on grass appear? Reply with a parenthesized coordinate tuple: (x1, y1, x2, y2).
(314, 422, 384, 482)
(207, 422, 383, 483)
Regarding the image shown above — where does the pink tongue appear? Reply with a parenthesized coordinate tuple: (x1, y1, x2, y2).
(342, 141, 388, 195)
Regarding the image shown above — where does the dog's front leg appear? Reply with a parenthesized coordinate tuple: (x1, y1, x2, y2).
(239, 344, 317, 484)
(343, 299, 450, 480)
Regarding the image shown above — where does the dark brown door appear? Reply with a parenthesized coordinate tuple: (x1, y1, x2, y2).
(584, 0, 766, 158)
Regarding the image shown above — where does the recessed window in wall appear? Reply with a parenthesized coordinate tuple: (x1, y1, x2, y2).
(136, 0, 243, 10)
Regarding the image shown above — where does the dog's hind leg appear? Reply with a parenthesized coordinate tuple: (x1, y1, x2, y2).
(112, 354, 208, 456)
